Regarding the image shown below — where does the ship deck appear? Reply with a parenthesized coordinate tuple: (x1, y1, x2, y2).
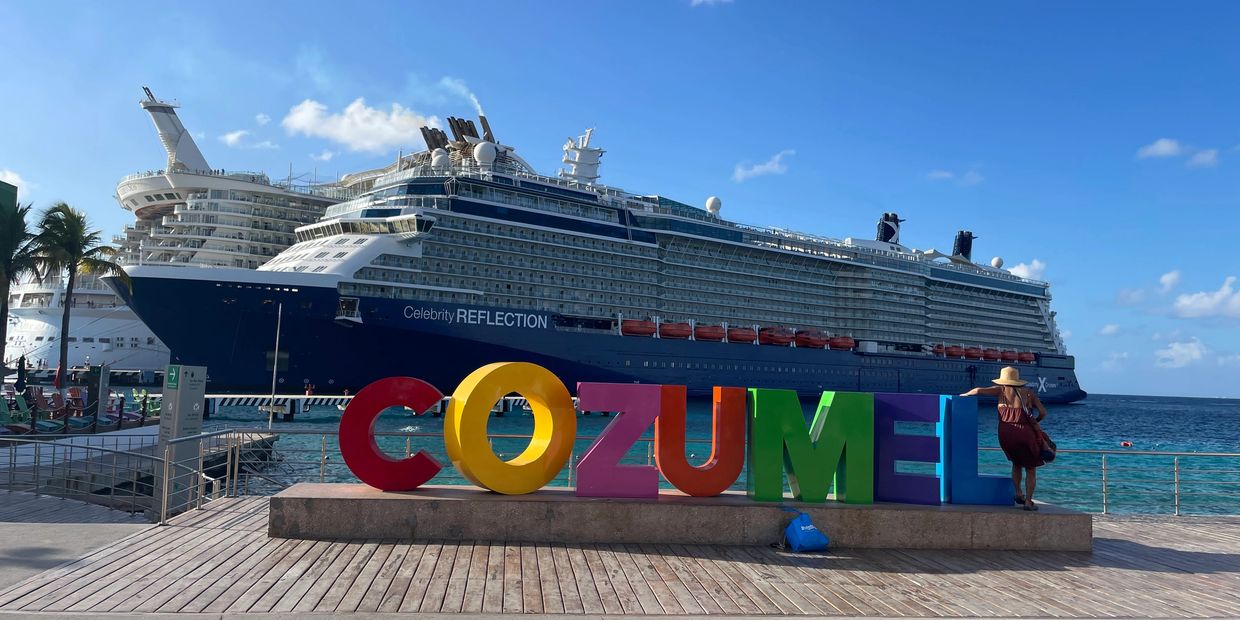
(1, 496, 1238, 617)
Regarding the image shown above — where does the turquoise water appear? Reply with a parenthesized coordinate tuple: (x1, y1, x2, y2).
(207, 393, 1240, 515)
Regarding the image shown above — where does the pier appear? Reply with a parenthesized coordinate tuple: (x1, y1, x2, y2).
(0, 495, 1238, 616)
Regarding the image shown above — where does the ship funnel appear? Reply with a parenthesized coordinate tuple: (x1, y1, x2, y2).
(479, 115, 495, 143)
(139, 87, 210, 173)
(953, 230, 976, 261)
(876, 212, 903, 244)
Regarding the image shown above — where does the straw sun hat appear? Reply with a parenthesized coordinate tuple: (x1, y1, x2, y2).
(991, 366, 1028, 386)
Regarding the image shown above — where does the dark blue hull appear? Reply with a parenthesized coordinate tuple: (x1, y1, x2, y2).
(112, 273, 1087, 403)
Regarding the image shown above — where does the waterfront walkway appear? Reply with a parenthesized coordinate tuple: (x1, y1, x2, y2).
(0, 497, 1238, 617)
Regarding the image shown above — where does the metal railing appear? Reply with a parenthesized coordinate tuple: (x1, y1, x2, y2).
(197, 428, 1240, 517)
(7, 428, 1235, 524)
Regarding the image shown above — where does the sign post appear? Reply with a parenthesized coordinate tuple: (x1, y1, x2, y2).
(153, 365, 207, 520)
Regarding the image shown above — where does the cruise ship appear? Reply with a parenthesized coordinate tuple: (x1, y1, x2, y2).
(111, 114, 1086, 402)
(3, 88, 347, 376)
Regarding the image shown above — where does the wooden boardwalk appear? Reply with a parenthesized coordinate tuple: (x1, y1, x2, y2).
(0, 496, 1238, 617)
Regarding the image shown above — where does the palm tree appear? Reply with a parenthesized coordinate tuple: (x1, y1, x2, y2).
(1, 201, 40, 373)
(34, 203, 127, 391)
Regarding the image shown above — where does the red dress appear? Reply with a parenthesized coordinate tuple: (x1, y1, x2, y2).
(998, 404, 1044, 468)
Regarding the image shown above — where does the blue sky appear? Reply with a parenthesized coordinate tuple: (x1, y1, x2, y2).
(2, 1, 1238, 397)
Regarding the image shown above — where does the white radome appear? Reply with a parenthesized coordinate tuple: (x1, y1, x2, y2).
(473, 141, 497, 166)
(705, 196, 722, 215)
(991, 257, 1004, 268)
(431, 148, 450, 168)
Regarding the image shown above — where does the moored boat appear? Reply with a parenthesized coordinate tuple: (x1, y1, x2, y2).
(759, 327, 794, 346)
(795, 330, 828, 349)
(727, 327, 757, 343)
(620, 320, 656, 336)
(694, 325, 725, 341)
(658, 322, 692, 339)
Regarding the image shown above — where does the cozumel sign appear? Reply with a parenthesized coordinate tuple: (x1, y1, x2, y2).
(339, 362, 1012, 506)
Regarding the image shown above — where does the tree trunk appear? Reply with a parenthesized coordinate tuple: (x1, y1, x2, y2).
(57, 268, 75, 396)
(0, 281, 9, 373)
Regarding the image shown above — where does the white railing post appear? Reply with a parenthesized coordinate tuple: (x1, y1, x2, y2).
(1173, 456, 1181, 517)
(321, 435, 328, 483)
(1101, 454, 1108, 515)
(160, 444, 172, 525)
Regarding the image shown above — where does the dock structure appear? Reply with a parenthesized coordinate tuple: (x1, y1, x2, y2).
(0, 496, 1237, 616)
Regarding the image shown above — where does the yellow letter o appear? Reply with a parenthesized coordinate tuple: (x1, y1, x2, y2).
(444, 362, 577, 495)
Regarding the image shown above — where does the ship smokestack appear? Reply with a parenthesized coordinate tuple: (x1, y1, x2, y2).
(876, 212, 903, 244)
(953, 230, 976, 261)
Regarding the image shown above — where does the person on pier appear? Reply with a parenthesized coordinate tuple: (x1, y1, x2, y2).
(962, 366, 1049, 511)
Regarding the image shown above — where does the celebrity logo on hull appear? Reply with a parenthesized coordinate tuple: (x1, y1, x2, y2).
(339, 362, 1014, 507)
(403, 305, 550, 329)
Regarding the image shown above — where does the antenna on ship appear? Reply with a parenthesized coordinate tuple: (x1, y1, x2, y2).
(560, 128, 604, 185)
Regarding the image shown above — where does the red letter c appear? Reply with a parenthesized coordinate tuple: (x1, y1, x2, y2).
(339, 377, 443, 491)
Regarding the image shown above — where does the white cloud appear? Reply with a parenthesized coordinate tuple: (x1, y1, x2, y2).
(1117, 288, 1147, 306)
(1159, 270, 1181, 294)
(1009, 259, 1046, 281)
(220, 130, 250, 147)
(1100, 352, 1129, 372)
(1218, 353, 1240, 367)
(0, 169, 33, 199)
(733, 149, 795, 183)
(282, 98, 438, 153)
(691, 0, 733, 5)
(1152, 329, 1182, 342)
(1186, 149, 1219, 168)
(1172, 277, 1240, 319)
(1137, 138, 1185, 159)
(255, 113, 271, 126)
(250, 140, 279, 149)
(1099, 324, 1121, 336)
(1155, 338, 1208, 368)
(926, 166, 984, 186)
(310, 149, 335, 162)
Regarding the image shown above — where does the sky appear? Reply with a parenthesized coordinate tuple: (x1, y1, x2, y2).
(1, 1, 1238, 398)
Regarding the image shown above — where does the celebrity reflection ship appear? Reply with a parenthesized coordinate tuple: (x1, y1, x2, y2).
(111, 115, 1086, 402)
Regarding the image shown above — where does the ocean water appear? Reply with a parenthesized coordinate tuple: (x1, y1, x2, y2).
(206, 393, 1240, 516)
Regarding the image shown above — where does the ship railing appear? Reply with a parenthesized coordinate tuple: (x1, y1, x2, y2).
(142, 427, 1240, 518)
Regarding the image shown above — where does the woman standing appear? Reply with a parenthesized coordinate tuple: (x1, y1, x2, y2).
(962, 366, 1049, 511)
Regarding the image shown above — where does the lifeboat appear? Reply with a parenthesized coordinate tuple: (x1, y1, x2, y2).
(694, 324, 725, 341)
(828, 336, 856, 350)
(620, 319, 656, 337)
(963, 347, 983, 360)
(945, 345, 964, 358)
(1000, 350, 1018, 362)
(659, 322, 692, 339)
(794, 329, 828, 348)
(727, 327, 757, 343)
(932, 344, 946, 357)
(982, 348, 1001, 361)
(1018, 352, 1036, 363)
(759, 326, 795, 346)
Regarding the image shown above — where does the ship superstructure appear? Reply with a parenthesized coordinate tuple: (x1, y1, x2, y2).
(114, 88, 350, 269)
(113, 113, 1084, 401)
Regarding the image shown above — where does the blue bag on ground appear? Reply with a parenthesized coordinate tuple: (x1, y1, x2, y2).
(783, 511, 829, 552)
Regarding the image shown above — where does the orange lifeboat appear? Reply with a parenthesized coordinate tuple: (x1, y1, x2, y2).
(659, 322, 692, 339)
(694, 324, 725, 341)
(620, 320, 656, 337)
(828, 336, 856, 350)
(794, 329, 828, 348)
(932, 344, 946, 357)
(964, 347, 983, 360)
(1018, 352, 1036, 363)
(1000, 350, 1018, 362)
(727, 327, 757, 343)
(759, 327, 795, 346)
(982, 348, 1001, 361)
(945, 345, 964, 358)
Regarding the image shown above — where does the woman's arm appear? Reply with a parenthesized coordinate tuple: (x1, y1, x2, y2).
(1027, 389, 1048, 421)
(961, 386, 1003, 397)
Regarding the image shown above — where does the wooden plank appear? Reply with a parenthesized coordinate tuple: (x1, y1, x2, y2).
(551, 544, 585, 614)
(565, 544, 606, 614)
(481, 542, 506, 614)
(594, 544, 643, 615)
(440, 542, 474, 613)
(536, 543, 565, 614)
(395, 541, 440, 613)
(638, 542, 704, 614)
(459, 542, 489, 613)
(306, 541, 379, 613)
(501, 543, 523, 613)
(582, 545, 624, 614)
(290, 541, 374, 613)
(331, 541, 395, 612)
(519, 543, 544, 614)
(622, 543, 683, 615)
(356, 542, 411, 612)
(418, 541, 458, 613)
(376, 542, 426, 613)
(607, 544, 664, 615)
(223, 538, 322, 613)
(268, 541, 351, 613)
